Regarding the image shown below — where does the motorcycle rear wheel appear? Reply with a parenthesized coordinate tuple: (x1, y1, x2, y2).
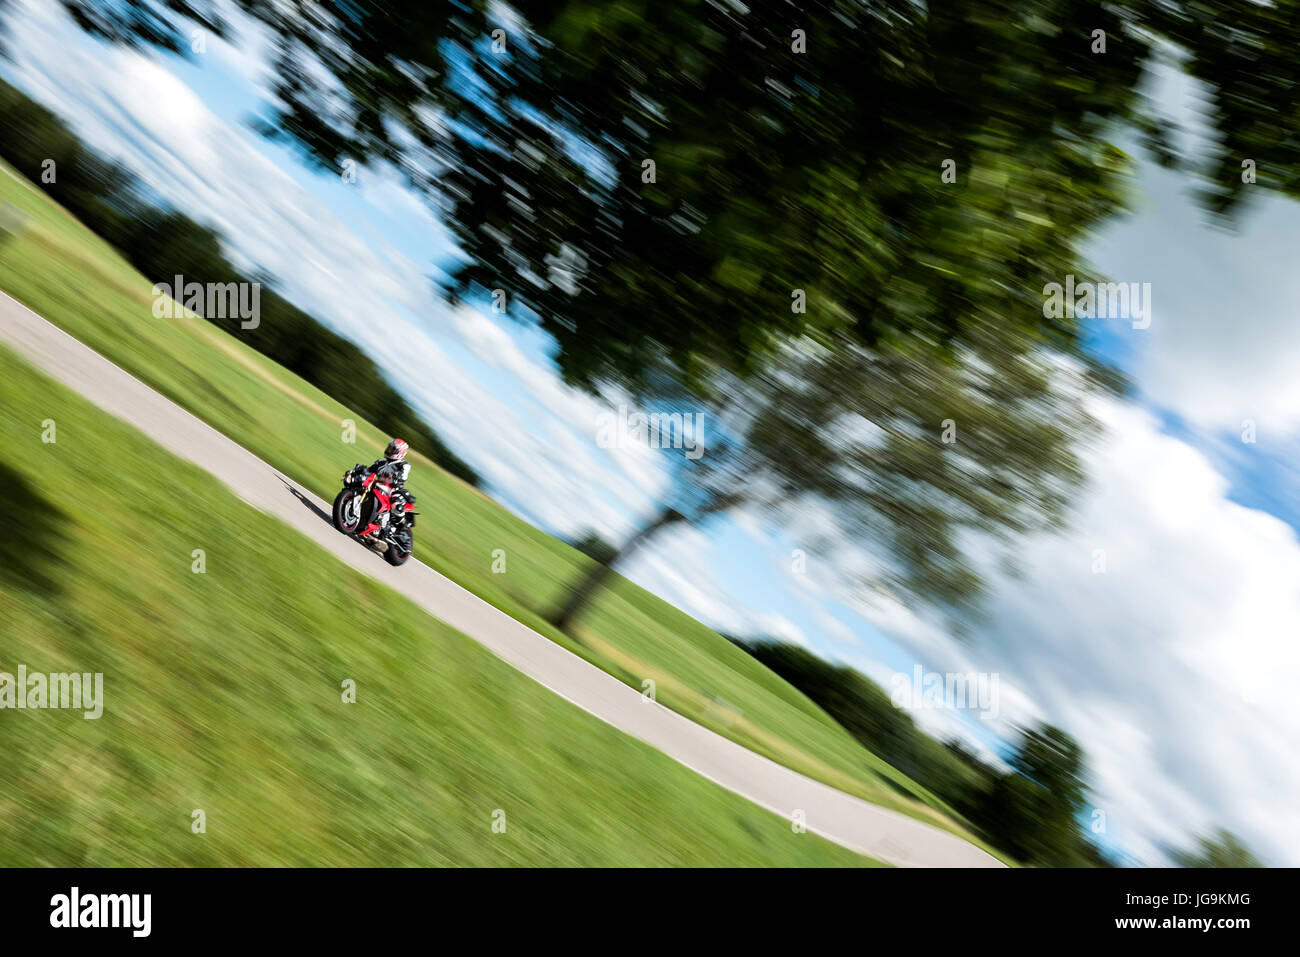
(384, 529, 413, 566)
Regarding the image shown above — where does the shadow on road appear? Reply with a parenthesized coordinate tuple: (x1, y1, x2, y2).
(277, 477, 332, 525)
(277, 476, 392, 565)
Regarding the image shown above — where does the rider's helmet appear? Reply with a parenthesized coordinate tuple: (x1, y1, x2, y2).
(385, 438, 409, 462)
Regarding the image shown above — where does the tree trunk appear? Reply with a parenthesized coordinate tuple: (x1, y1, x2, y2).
(552, 504, 685, 632)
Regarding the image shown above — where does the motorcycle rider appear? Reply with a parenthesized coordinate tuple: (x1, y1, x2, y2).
(360, 438, 412, 535)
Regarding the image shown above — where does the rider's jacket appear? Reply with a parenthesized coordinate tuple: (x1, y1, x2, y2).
(366, 459, 411, 486)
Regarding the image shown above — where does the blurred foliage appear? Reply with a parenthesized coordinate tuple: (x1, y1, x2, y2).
(44, 0, 1300, 393)
(0, 78, 480, 486)
(735, 638, 1117, 866)
(558, 321, 1102, 630)
(1171, 829, 1262, 868)
(736, 638, 985, 798)
(981, 724, 1095, 867)
(566, 529, 620, 566)
(724, 326, 1101, 622)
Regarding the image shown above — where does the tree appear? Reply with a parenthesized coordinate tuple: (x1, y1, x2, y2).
(735, 638, 986, 798)
(35, 0, 1300, 630)
(1171, 829, 1262, 869)
(976, 724, 1090, 867)
(732, 639, 1117, 864)
(42, 1, 1300, 393)
(554, 319, 1106, 631)
(567, 531, 621, 566)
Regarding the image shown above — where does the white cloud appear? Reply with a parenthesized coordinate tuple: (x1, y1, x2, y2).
(752, 613, 811, 649)
(1091, 56, 1300, 434)
(622, 523, 755, 638)
(844, 396, 1300, 864)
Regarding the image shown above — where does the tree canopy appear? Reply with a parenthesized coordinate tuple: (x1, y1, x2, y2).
(46, 0, 1300, 394)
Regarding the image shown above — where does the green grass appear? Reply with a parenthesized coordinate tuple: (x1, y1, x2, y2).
(0, 347, 878, 866)
(0, 158, 1002, 858)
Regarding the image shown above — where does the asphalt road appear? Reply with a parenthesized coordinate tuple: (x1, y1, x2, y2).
(0, 290, 1003, 867)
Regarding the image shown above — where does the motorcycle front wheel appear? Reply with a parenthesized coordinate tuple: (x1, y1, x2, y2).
(332, 488, 363, 534)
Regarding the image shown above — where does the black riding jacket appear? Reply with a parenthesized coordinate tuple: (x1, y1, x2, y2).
(366, 459, 411, 487)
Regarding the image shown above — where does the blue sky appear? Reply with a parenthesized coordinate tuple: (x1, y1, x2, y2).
(3, 0, 1297, 866)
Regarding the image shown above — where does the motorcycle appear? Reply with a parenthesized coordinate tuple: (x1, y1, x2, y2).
(331, 464, 417, 566)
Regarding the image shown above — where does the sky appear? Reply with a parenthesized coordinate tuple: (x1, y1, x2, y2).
(2, 0, 1297, 866)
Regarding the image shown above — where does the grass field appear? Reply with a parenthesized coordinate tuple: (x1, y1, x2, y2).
(0, 158, 1003, 859)
(0, 346, 882, 866)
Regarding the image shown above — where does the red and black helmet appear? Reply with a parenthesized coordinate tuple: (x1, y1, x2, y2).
(385, 438, 409, 461)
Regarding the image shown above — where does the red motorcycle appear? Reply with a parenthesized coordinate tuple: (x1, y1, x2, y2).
(332, 464, 416, 566)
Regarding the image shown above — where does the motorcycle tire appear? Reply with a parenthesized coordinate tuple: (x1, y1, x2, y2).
(384, 530, 414, 566)
(332, 488, 363, 534)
